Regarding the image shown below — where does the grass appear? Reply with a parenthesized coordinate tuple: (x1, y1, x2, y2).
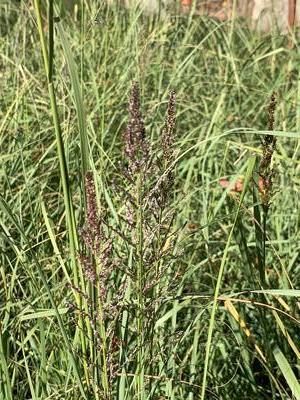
(1, 1, 300, 399)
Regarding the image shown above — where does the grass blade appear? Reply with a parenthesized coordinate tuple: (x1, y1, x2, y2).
(273, 347, 300, 400)
(57, 20, 90, 184)
(200, 155, 256, 400)
(0, 196, 87, 399)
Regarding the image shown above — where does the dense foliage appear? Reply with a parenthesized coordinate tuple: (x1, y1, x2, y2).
(1, 1, 299, 399)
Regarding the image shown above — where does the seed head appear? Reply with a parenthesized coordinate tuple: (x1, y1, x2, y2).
(85, 172, 98, 233)
(123, 81, 149, 172)
(267, 92, 276, 132)
(162, 90, 176, 165)
(259, 92, 277, 210)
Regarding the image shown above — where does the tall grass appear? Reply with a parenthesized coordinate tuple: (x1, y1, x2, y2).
(1, 1, 300, 399)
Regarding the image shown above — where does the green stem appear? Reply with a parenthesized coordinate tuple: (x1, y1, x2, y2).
(95, 260, 110, 399)
(33, 0, 90, 389)
(136, 173, 145, 399)
(262, 207, 268, 285)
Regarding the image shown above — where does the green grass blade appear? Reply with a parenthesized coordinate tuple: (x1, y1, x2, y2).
(273, 347, 300, 400)
(22, 347, 37, 400)
(200, 156, 256, 400)
(0, 195, 88, 400)
(252, 289, 300, 297)
(0, 329, 13, 400)
(56, 21, 90, 183)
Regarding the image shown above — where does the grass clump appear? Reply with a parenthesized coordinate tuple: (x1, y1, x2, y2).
(69, 82, 180, 399)
(1, 1, 300, 399)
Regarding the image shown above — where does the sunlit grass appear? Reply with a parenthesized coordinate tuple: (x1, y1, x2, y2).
(0, 1, 300, 399)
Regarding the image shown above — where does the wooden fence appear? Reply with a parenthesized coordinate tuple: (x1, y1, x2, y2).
(65, 0, 300, 33)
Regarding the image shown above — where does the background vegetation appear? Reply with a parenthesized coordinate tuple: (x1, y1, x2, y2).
(0, 1, 300, 399)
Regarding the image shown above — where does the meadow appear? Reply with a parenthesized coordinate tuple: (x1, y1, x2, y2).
(1, 1, 300, 399)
